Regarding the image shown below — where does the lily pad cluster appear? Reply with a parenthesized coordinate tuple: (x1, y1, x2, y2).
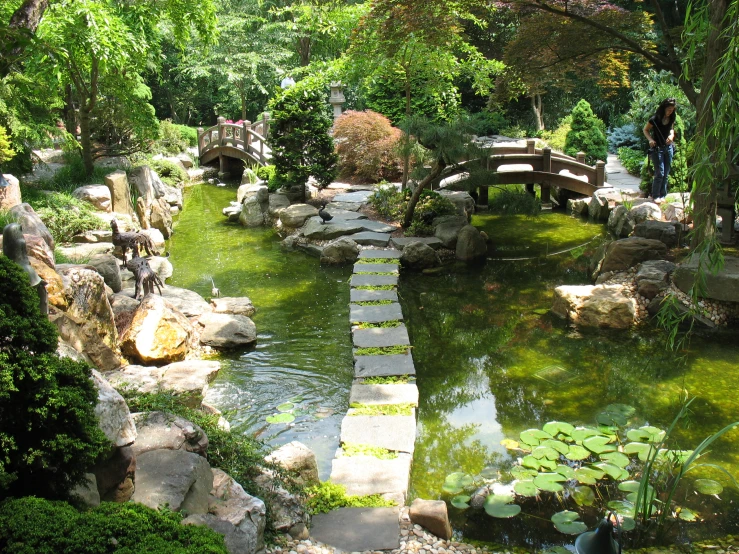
(265, 395, 325, 424)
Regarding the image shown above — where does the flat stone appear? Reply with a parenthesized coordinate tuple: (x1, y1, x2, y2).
(347, 184, 378, 192)
(390, 237, 444, 250)
(359, 220, 398, 233)
(673, 255, 739, 302)
(350, 289, 399, 302)
(57, 242, 115, 262)
(327, 201, 362, 212)
(350, 303, 403, 324)
(340, 414, 416, 453)
(354, 352, 415, 377)
(351, 274, 399, 287)
(353, 263, 399, 274)
(310, 507, 400, 552)
(326, 209, 368, 221)
(353, 325, 409, 348)
(350, 232, 391, 247)
(303, 218, 365, 240)
(358, 248, 401, 259)
(350, 384, 419, 406)
(330, 455, 411, 498)
(332, 191, 374, 203)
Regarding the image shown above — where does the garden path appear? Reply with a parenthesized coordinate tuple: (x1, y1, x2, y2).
(605, 153, 642, 192)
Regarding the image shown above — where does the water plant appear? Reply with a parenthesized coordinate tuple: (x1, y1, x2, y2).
(354, 345, 410, 356)
(349, 403, 414, 416)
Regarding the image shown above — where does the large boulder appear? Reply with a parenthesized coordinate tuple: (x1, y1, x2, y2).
(132, 449, 213, 514)
(280, 204, 318, 227)
(673, 255, 739, 303)
(149, 196, 174, 239)
(265, 441, 319, 487)
(400, 241, 441, 270)
(0, 173, 22, 210)
(320, 237, 360, 265)
(438, 190, 475, 219)
(237, 183, 268, 205)
(635, 260, 675, 299)
(50, 266, 122, 371)
(552, 284, 636, 329)
(0, 232, 56, 270)
(9, 203, 54, 251)
(455, 225, 487, 262)
(104, 170, 135, 217)
(239, 195, 267, 227)
(210, 297, 256, 317)
(120, 294, 193, 365)
(630, 202, 662, 225)
(73, 185, 112, 212)
(30, 258, 65, 309)
(198, 313, 257, 349)
(223, 202, 242, 222)
(87, 252, 122, 293)
(92, 445, 136, 502)
(597, 237, 668, 275)
(254, 471, 308, 534)
(633, 220, 680, 248)
(588, 188, 622, 221)
(129, 165, 166, 205)
(302, 217, 364, 240)
(91, 369, 137, 447)
(268, 194, 291, 217)
(432, 214, 468, 249)
(162, 182, 183, 210)
(567, 196, 591, 217)
(130, 411, 208, 457)
(157, 285, 212, 318)
(607, 205, 634, 238)
(409, 499, 452, 541)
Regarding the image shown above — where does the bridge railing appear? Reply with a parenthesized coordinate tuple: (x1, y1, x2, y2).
(197, 114, 271, 165)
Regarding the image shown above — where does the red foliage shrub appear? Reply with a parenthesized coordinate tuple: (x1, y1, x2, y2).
(333, 110, 402, 183)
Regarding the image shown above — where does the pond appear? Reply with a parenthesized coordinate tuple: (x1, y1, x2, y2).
(168, 184, 739, 550)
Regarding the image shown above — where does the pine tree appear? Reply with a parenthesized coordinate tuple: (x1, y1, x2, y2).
(564, 100, 608, 165)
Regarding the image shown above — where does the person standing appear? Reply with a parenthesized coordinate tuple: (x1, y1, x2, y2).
(643, 98, 677, 203)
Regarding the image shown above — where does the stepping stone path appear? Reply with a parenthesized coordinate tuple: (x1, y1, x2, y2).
(315, 245, 419, 551)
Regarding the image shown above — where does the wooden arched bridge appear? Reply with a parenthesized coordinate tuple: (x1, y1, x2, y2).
(197, 114, 271, 175)
(439, 139, 607, 206)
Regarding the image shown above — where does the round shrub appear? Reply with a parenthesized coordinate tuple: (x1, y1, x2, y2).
(0, 256, 110, 500)
(488, 188, 541, 216)
(564, 99, 608, 164)
(148, 159, 188, 187)
(333, 110, 402, 183)
(29, 191, 107, 244)
(155, 119, 191, 154)
(0, 497, 229, 553)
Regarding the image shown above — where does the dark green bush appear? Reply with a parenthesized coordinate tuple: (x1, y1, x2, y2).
(488, 188, 541, 216)
(148, 159, 188, 187)
(154, 119, 195, 154)
(368, 187, 456, 236)
(617, 146, 646, 176)
(30, 154, 124, 195)
(24, 190, 107, 244)
(0, 256, 110, 500)
(564, 99, 608, 165)
(256, 165, 279, 192)
(0, 497, 228, 554)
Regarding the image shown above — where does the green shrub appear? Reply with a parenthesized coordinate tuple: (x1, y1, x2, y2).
(540, 115, 572, 153)
(0, 497, 228, 553)
(617, 146, 646, 176)
(368, 186, 455, 236)
(31, 154, 124, 195)
(24, 191, 107, 244)
(304, 481, 395, 515)
(172, 123, 198, 148)
(0, 125, 16, 164)
(256, 165, 279, 192)
(154, 119, 193, 154)
(333, 110, 402, 183)
(564, 99, 608, 164)
(488, 188, 541, 216)
(148, 159, 188, 187)
(0, 256, 111, 500)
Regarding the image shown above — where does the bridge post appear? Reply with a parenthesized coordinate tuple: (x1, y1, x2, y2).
(595, 161, 606, 187)
(243, 120, 252, 151)
(526, 139, 536, 154)
(542, 147, 552, 173)
(197, 127, 204, 158)
(217, 117, 227, 178)
(477, 186, 489, 209)
(576, 152, 586, 164)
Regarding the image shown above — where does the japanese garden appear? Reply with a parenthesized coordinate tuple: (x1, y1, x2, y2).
(1, 0, 739, 553)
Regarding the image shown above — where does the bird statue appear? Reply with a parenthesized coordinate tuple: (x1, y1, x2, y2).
(210, 277, 221, 298)
(318, 203, 333, 225)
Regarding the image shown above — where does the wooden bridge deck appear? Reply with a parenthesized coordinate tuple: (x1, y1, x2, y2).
(197, 115, 271, 172)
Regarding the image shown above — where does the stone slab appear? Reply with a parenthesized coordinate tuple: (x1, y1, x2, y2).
(310, 507, 400, 552)
(330, 455, 411, 498)
(327, 201, 362, 212)
(328, 209, 368, 221)
(332, 191, 374, 203)
(340, 414, 416, 453)
(347, 184, 378, 192)
(353, 325, 409, 348)
(390, 236, 444, 250)
(358, 248, 401, 259)
(303, 218, 365, 240)
(359, 220, 398, 233)
(350, 289, 399, 302)
(353, 263, 399, 274)
(349, 232, 391, 247)
(354, 352, 415, 377)
(350, 303, 404, 324)
(350, 384, 419, 406)
(350, 274, 399, 287)
(673, 256, 739, 302)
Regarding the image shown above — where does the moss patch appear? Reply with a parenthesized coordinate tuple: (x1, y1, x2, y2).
(349, 403, 415, 416)
(354, 285, 396, 290)
(354, 345, 411, 356)
(342, 443, 398, 459)
(354, 300, 393, 306)
(355, 320, 402, 329)
(361, 375, 413, 384)
(356, 258, 400, 265)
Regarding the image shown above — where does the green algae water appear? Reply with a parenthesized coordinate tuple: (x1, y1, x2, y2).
(167, 184, 353, 478)
(169, 186, 739, 549)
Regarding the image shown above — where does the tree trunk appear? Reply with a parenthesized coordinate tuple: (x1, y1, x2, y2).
(298, 36, 311, 66)
(63, 85, 76, 135)
(402, 159, 446, 228)
(79, 104, 94, 176)
(531, 94, 544, 131)
(401, 74, 412, 190)
(0, 0, 49, 75)
(690, 0, 729, 248)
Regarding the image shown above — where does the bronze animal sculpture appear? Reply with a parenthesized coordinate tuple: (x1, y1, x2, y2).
(126, 254, 164, 299)
(110, 219, 160, 267)
(318, 204, 333, 225)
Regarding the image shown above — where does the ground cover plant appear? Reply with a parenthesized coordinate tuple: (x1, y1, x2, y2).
(304, 481, 395, 514)
(22, 189, 106, 244)
(368, 187, 456, 236)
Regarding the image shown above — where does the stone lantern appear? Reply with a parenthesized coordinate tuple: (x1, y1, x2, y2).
(329, 82, 345, 120)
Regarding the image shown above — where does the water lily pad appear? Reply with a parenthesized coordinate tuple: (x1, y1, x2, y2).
(572, 485, 596, 506)
(451, 495, 471, 509)
(532, 446, 560, 461)
(565, 445, 591, 461)
(555, 464, 576, 480)
(501, 438, 520, 450)
(640, 425, 666, 443)
(607, 500, 635, 518)
(694, 479, 723, 495)
(583, 435, 616, 454)
(277, 402, 295, 412)
(621, 517, 636, 531)
(480, 467, 498, 479)
(543, 421, 575, 437)
(597, 411, 627, 427)
(593, 462, 624, 480)
(484, 503, 522, 518)
(485, 492, 515, 505)
(551, 511, 587, 534)
(623, 441, 653, 461)
(600, 451, 630, 468)
(442, 472, 473, 493)
(534, 472, 566, 492)
(522, 455, 542, 470)
(266, 412, 295, 424)
(513, 480, 539, 497)
(605, 403, 636, 418)
(618, 480, 642, 493)
(520, 429, 552, 447)
(289, 395, 304, 403)
(678, 507, 699, 521)
(571, 427, 601, 443)
(510, 466, 538, 480)
(626, 428, 652, 442)
(574, 467, 603, 485)
(541, 439, 570, 455)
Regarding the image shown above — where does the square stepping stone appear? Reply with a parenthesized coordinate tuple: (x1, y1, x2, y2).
(332, 191, 374, 203)
(350, 384, 419, 406)
(534, 365, 575, 385)
(353, 325, 409, 348)
(350, 274, 398, 287)
(360, 220, 398, 233)
(354, 352, 415, 377)
(350, 303, 403, 324)
(330, 454, 411, 498)
(341, 414, 416, 453)
(353, 263, 399, 274)
(350, 289, 398, 302)
(326, 209, 368, 221)
(358, 248, 401, 259)
(303, 218, 365, 240)
(390, 236, 443, 250)
(310, 507, 400, 552)
(349, 231, 391, 247)
(327, 201, 362, 212)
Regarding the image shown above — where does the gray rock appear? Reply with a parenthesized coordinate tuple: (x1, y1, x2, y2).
(182, 514, 250, 554)
(162, 183, 183, 209)
(320, 237, 361, 265)
(92, 445, 136, 502)
(210, 297, 256, 317)
(352, 263, 399, 274)
(131, 411, 208, 457)
(104, 170, 136, 217)
(350, 274, 399, 287)
(88, 253, 122, 292)
(129, 165, 166, 204)
(0, 173, 22, 210)
(359, 220, 397, 233)
(326, 201, 362, 212)
(358, 248, 401, 259)
(607, 205, 631, 238)
(330, 455, 411, 499)
(325, 209, 368, 221)
(199, 313, 257, 349)
(354, 352, 415, 378)
(280, 204, 318, 227)
(303, 217, 365, 240)
(177, 154, 194, 169)
(400, 241, 441, 270)
(409, 499, 452, 541)
(633, 220, 680, 248)
(350, 303, 404, 324)
(552, 284, 636, 329)
(268, 193, 291, 217)
(350, 289, 398, 302)
(332, 191, 373, 203)
(391, 236, 443, 251)
(350, 232, 391, 247)
(73, 185, 112, 212)
(599, 237, 667, 274)
(254, 471, 308, 533)
(9, 203, 54, 250)
(341, 413, 416, 453)
(239, 195, 267, 227)
(265, 441, 320, 487)
(109, 292, 141, 316)
(91, 369, 137, 447)
(438, 190, 475, 219)
(71, 473, 100, 508)
(455, 225, 487, 262)
(568, 197, 591, 216)
(223, 202, 242, 222)
(132, 449, 213, 514)
(589, 188, 621, 221)
(158, 285, 212, 318)
(630, 202, 662, 225)
(349, 384, 419, 406)
(673, 255, 739, 303)
(353, 326, 410, 348)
